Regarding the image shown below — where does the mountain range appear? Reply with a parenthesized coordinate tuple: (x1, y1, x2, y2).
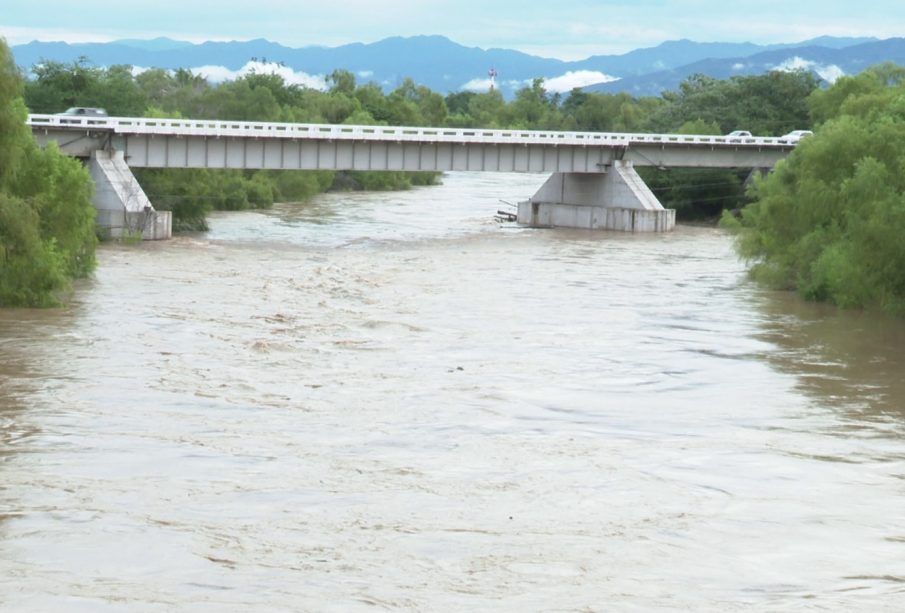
(10, 34, 905, 98)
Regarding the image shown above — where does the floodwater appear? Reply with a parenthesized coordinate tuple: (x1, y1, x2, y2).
(1, 172, 904, 611)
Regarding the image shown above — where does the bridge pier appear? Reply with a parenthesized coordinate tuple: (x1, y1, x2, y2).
(517, 161, 675, 232)
(88, 150, 171, 240)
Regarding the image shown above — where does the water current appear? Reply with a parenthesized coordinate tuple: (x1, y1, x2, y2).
(1, 172, 904, 611)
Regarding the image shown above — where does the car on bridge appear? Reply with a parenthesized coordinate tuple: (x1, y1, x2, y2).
(726, 130, 752, 140)
(55, 107, 108, 124)
(781, 129, 813, 143)
(57, 106, 108, 117)
(57, 106, 107, 117)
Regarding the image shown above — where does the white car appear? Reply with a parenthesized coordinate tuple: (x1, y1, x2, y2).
(55, 107, 109, 125)
(782, 130, 813, 143)
(56, 107, 108, 117)
(725, 130, 753, 143)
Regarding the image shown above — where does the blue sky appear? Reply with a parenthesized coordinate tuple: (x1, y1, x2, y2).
(2, 0, 904, 59)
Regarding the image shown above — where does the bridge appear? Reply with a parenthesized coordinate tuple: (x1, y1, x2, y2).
(27, 114, 798, 238)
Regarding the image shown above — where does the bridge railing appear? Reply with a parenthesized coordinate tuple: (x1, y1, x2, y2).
(26, 114, 797, 147)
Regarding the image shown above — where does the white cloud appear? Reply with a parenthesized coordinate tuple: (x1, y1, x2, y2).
(732, 62, 746, 71)
(543, 70, 619, 93)
(191, 64, 237, 82)
(0, 24, 116, 44)
(462, 72, 618, 94)
(356, 70, 373, 78)
(193, 61, 326, 89)
(816, 64, 846, 83)
(773, 55, 846, 83)
(0, 23, 237, 46)
(774, 56, 814, 71)
(461, 76, 530, 92)
(461, 77, 494, 92)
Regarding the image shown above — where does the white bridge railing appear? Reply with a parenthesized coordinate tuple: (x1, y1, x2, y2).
(27, 114, 797, 148)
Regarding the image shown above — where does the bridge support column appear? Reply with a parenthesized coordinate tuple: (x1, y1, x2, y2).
(517, 161, 675, 232)
(88, 150, 171, 240)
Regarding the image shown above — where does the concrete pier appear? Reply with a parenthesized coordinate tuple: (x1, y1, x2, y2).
(517, 161, 675, 232)
(88, 150, 171, 240)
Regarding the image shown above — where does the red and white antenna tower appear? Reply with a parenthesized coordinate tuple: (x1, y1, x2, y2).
(488, 67, 498, 91)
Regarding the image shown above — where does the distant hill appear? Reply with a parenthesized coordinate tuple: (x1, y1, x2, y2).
(9, 34, 894, 98)
(111, 37, 195, 52)
(586, 37, 905, 96)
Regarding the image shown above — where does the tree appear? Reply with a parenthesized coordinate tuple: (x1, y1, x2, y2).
(24, 56, 103, 113)
(136, 68, 176, 107)
(11, 142, 97, 277)
(506, 78, 558, 128)
(0, 42, 29, 187)
(725, 69, 905, 314)
(466, 90, 506, 127)
(645, 71, 820, 135)
(1, 39, 97, 306)
(809, 62, 905, 126)
(387, 78, 447, 126)
(445, 91, 476, 116)
(98, 64, 148, 116)
(196, 78, 281, 121)
(327, 69, 356, 95)
(355, 83, 392, 124)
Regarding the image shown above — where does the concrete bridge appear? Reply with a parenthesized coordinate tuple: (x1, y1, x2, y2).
(28, 114, 798, 237)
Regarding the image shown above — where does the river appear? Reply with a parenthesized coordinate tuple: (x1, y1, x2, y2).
(1, 172, 904, 611)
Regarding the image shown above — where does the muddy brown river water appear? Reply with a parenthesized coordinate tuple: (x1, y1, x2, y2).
(1, 172, 904, 611)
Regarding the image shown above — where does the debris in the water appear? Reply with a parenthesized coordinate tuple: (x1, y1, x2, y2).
(494, 199, 517, 223)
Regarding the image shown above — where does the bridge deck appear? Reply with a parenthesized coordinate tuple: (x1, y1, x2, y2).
(27, 114, 797, 148)
(27, 115, 796, 172)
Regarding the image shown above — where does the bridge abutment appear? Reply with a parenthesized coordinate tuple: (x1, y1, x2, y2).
(517, 161, 675, 232)
(89, 150, 171, 240)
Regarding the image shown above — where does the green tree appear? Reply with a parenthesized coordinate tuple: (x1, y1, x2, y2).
(23, 57, 104, 113)
(466, 90, 506, 127)
(387, 78, 447, 126)
(11, 142, 97, 277)
(725, 70, 905, 314)
(135, 68, 175, 107)
(0, 48, 29, 187)
(196, 78, 282, 121)
(98, 64, 149, 116)
(355, 83, 392, 124)
(809, 62, 905, 125)
(327, 69, 356, 96)
(0, 193, 68, 307)
(1, 39, 96, 306)
(645, 70, 819, 135)
(506, 78, 560, 128)
(445, 90, 476, 116)
(561, 90, 650, 132)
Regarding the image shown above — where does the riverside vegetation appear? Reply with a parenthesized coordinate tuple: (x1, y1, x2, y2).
(2, 35, 905, 312)
(0, 40, 97, 307)
(724, 63, 905, 315)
